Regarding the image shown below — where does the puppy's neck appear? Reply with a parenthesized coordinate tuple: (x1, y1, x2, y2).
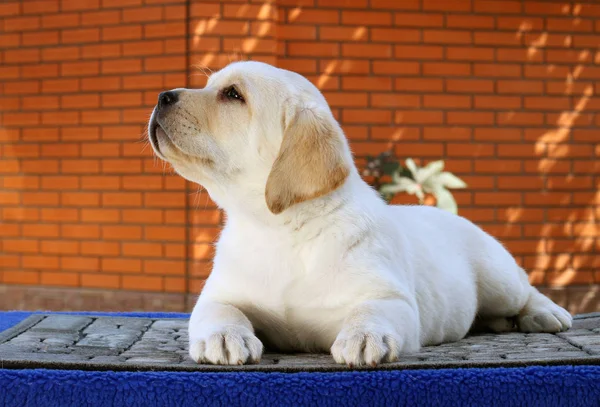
(212, 170, 384, 233)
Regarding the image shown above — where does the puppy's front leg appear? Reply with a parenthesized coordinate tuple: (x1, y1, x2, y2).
(188, 300, 263, 365)
(331, 298, 420, 367)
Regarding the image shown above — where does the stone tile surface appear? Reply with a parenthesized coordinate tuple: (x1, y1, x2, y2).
(0, 313, 599, 372)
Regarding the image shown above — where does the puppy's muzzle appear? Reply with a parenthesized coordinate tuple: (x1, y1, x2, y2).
(149, 90, 181, 159)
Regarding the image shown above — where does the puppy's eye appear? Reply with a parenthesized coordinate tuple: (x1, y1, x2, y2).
(223, 86, 244, 102)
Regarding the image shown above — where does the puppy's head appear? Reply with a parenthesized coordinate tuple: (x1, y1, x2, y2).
(148, 61, 353, 214)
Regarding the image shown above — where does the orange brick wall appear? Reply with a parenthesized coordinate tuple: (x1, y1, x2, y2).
(1, 0, 598, 304)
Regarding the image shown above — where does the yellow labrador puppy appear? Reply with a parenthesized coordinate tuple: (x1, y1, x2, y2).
(148, 61, 571, 367)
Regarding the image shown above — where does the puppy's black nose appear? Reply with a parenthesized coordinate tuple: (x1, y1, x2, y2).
(158, 90, 179, 108)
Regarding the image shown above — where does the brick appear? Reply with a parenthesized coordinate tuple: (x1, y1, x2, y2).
(4, 271, 39, 285)
(101, 92, 142, 108)
(288, 42, 339, 57)
(394, 12, 442, 27)
(122, 209, 163, 224)
(122, 242, 163, 258)
(101, 59, 142, 74)
(81, 241, 120, 256)
(474, 128, 521, 141)
(61, 94, 100, 109)
(475, 95, 522, 109)
(123, 40, 164, 56)
(423, 0, 470, 11)
(144, 259, 185, 275)
(423, 127, 470, 141)
(61, 0, 99, 11)
(287, 9, 338, 24)
(3, 16, 41, 32)
(341, 76, 391, 91)
(423, 94, 471, 109)
(81, 10, 120, 26)
(145, 22, 185, 38)
(81, 110, 120, 124)
(61, 192, 100, 207)
(4, 49, 40, 63)
(446, 15, 494, 29)
(277, 25, 316, 40)
(446, 47, 494, 62)
(122, 275, 162, 291)
(475, 192, 522, 206)
(42, 13, 80, 29)
(496, 16, 543, 31)
(101, 192, 142, 208)
(371, 94, 420, 108)
(21, 96, 59, 111)
(61, 224, 100, 239)
(447, 143, 495, 157)
(498, 80, 544, 94)
(342, 109, 391, 124)
(102, 25, 142, 41)
(319, 60, 370, 75)
(342, 10, 392, 26)
(497, 111, 544, 125)
(395, 78, 443, 92)
(497, 48, 542, 63)
(80, 209, 120, 223)
(40, 271, 79, 287)
(123, 6, 163, 22)
(42, 46, 81, 61)
(61, 61, 100, 77)
(81, 274, 120, 289)
(447, 111, 494, 125)
(475, 0, 521, 13)
(371, 28, 420, 43)
(394, 45, 443, 60)
(22, 64, 60, 79)
(144, 56, 186, 72)
(41, 208, 79, 222)
(22, 255, 60, 270)
(22, 192, 60, 206)
(475, 159, 522, 173)
(446, 79, 494, 93)
(22, 31, 60, 46)
(145, 226, 185, 242)
(394, 110, 444, 124)
(342, 43, 392, 58)
(61, 28, 100, 44)
(102, 225, 142, 240)
(475, 63, 521, 78)
(41, 111, 79, 125)
(143, 192, 186, 208)
(423, 62, 470, 77)
(81, 76, 120, 91)
(41, 240, 79, 255)
(424, 30, 471, 44)
(82, 44, 121, 59)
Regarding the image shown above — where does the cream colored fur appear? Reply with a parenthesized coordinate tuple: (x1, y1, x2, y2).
(148, 61, 572, 366)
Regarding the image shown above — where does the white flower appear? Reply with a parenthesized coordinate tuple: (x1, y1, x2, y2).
(379, 158, 467, 214)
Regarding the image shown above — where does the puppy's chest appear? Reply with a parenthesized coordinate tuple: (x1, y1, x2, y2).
(227, 252, 349, 350)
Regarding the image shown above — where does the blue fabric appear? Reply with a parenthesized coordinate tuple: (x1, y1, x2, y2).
(0, 366, 599, 407)
(1, 312, 599, 407)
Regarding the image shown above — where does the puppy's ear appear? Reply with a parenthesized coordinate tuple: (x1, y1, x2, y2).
(265, 107, 351, 214)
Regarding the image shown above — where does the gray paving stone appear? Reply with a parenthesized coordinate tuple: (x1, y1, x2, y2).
(30, 315, 93, 333)
(0, 314, 599, 372)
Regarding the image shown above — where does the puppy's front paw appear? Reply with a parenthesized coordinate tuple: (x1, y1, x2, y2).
(331, 328, 403, 367)
(189, 325, 263, 365)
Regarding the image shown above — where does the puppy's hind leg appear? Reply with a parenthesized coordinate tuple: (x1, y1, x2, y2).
(476, 260, 572, 333)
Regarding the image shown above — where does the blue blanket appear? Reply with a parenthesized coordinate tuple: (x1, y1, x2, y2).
(1, 312, 599, 407)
